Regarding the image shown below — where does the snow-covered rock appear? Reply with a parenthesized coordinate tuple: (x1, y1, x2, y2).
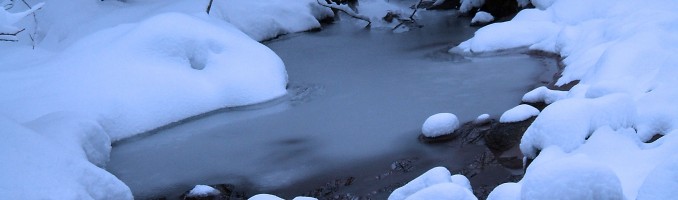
(520, 94, 636, 158)
(389, 167, 476, 200)
(470, 11, 494, 26)
(421, 113, 460, 137)
(521, 154, 624, 200)
(187, 185, 220, 197)
(389, 167, 452, 200)
(404, 183, 476, 200)
(486, 183, 521, 200)
(637, 158, 678, 200)
(499, 104, 539, 123)
(473, 114, 491, 125)
(522, 86, 568, 104)
(249, 194, 284, 200)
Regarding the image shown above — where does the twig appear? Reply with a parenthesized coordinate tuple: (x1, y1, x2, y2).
(20, 0, 38, 48)
(316, 0, 371, 28)
(206, 0, 214, 14)
(0, 28, 26, 42)
(392, 0, 423, 30)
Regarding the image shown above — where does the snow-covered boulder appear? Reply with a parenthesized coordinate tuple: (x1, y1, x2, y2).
(389, 167, 476, 200)
(404, 183, 476, 200)
(186, 185, 220, 198)
(470, 11, 494, 26)
(486, 182, 521, 200)
(473, 114, 491, 125)
(636, 158, 678, 200)
(249, 194, 284, 200)
(520, 94, 637, 158)
(521, 154, 624, 200)
(499, 104, 539, 123)
(421, 113, 460, 138)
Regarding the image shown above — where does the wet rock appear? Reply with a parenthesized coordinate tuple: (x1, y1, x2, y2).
(484, 117, 536, 152)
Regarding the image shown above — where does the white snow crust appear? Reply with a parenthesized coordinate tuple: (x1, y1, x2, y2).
(499, 104, 539, 123)
(421, 113, 460, 137)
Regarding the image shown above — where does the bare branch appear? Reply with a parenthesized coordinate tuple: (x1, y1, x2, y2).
(206, 0, 214, 14)
(316, 0, 371, 28)
(393, 0, 423, 31)
(0, 28, 26, 42)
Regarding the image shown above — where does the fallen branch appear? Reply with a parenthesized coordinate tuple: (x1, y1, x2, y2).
(0, 28, 26, 42)
(317, 0, 371, 28)
(393, 0, 423, 30)
(206, 0, 214, 14)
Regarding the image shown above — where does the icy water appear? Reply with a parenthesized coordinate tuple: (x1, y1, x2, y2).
(107, 10, 554, 199)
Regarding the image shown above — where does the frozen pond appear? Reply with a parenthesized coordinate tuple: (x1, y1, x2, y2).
(107, 10, 554, 199)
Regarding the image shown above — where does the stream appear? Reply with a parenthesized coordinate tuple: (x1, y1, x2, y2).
(107, 9, 555, 199)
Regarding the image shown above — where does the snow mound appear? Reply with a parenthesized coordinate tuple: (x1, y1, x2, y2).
(521, 154, 624, 200)
(389, 167, 476, 200)
(486, 183, 521, 200)
(499, 104, 539, 123)
(473, 114, 491, 125)
(249, 194, 284, 200)
(1, 12, 288, 141)
(404, 183, 476, 200)
(210, 0, 333, 41)
(521, 86, 568, 104)
(520, 94, 636, 158)
(187, 185, 220, 197)
(0, 117, 132, 199)
(292, 197, 319, 200)
(389, 167, 452, 200)
(636, 157, 678, 200)
(471, 11, 494, 25)
(421, 113, 460, 137)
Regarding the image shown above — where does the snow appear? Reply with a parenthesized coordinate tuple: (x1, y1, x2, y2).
(1, 0, 332, 199)
(473, 114, 491, 125)
(187, 185, 220, 197)
(421, 113, 460, 137)
(521, 153, 624, 199)
(459, 0, 484, 13)
(389, 167, 475, 200)
(248, 194, 316, 200)
(449, 0, 678, 199)
(499, 104, 539, 123)
(404, 183, 476, 200)
(0, 117, 132, 199)
(486, 183, 521, 200)
(249, 194, 284, 200)
(470, 11, 494, 24)
(521, 86, 568, 104)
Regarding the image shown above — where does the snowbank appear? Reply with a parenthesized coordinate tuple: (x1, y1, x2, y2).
(1, 12, 288, 141)
(449, 0, 678, 198)
(187, 185, 220, 197)
(0, 117, 132, 199)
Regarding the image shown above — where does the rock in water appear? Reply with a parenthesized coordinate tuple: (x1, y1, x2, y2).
(421, 113, 460, 138)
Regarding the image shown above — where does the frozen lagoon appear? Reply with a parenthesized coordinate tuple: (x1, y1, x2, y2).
(107, 10, 555, 199)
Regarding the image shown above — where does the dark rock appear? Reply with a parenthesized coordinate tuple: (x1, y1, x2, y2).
(479, 0, 520, 19)
(484, 117, 536, 152)
(418, 131, 459, 143)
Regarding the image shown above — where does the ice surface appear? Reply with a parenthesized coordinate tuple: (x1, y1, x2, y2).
(108, 10, 552, 198)
(422, 113, 460, 137)
(187, 185, 219, 197)
(499, 104, 539, 123)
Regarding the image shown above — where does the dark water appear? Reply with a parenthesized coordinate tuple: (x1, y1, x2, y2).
(107, 9, 554, 199)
